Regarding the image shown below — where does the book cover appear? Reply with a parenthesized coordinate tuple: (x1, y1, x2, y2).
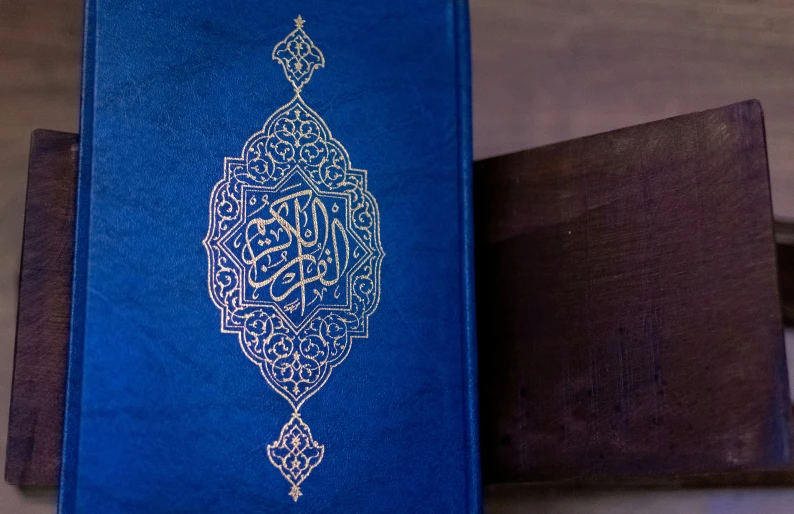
(60, 1, 479, 512)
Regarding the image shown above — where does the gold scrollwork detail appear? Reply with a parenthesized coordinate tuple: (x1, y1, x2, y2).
(203, 16, 383, 501)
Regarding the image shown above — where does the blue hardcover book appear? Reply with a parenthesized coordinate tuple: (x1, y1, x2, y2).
(60, 1, 478, 512)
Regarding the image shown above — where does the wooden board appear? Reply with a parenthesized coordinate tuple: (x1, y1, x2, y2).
(475, 101, 793, 483)
(4, 130, 78, 487)
(8, 113, 794, 487)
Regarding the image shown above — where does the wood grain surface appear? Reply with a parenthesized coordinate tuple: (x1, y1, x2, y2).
(2, 0, 794, 513)
(475, 101, 792, 483)
(5, 130, 77, 487)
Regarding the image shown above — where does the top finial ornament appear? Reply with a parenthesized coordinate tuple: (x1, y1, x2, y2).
(272, 15, 325, 93)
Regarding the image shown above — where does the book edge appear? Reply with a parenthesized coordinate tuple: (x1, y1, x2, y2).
(58, 0, 97, 511)
(455, 0, 482, 512)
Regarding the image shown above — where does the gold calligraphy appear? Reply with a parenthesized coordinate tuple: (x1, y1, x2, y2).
(242, 189, 349, 316)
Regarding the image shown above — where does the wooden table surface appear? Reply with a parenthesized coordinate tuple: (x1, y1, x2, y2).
(2, 0, 794, 512)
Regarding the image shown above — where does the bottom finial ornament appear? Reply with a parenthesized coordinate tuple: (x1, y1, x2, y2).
(267, 413, 325, 501)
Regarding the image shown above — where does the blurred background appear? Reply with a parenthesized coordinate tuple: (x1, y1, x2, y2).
(2, 0, 794, 512)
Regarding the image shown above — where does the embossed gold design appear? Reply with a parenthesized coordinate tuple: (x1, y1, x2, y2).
(203, 16, 383, 501)
(267, 414, 324, 502)
(272, 15, 325, 93)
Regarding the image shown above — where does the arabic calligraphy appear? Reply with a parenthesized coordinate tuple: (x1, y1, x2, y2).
(241, 189, 350, 318)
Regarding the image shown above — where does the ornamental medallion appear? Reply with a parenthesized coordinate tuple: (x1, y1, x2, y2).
(203, 16, 384, 501)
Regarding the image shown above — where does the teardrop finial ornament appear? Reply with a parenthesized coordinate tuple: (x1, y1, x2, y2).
(272, 15, 325, 93)
(267, 413, 325, 502)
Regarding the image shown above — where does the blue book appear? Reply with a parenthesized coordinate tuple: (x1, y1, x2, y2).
(60, 1, 479, 512)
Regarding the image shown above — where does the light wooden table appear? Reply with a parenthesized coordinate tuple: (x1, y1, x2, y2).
(2, 0, 794, 512)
